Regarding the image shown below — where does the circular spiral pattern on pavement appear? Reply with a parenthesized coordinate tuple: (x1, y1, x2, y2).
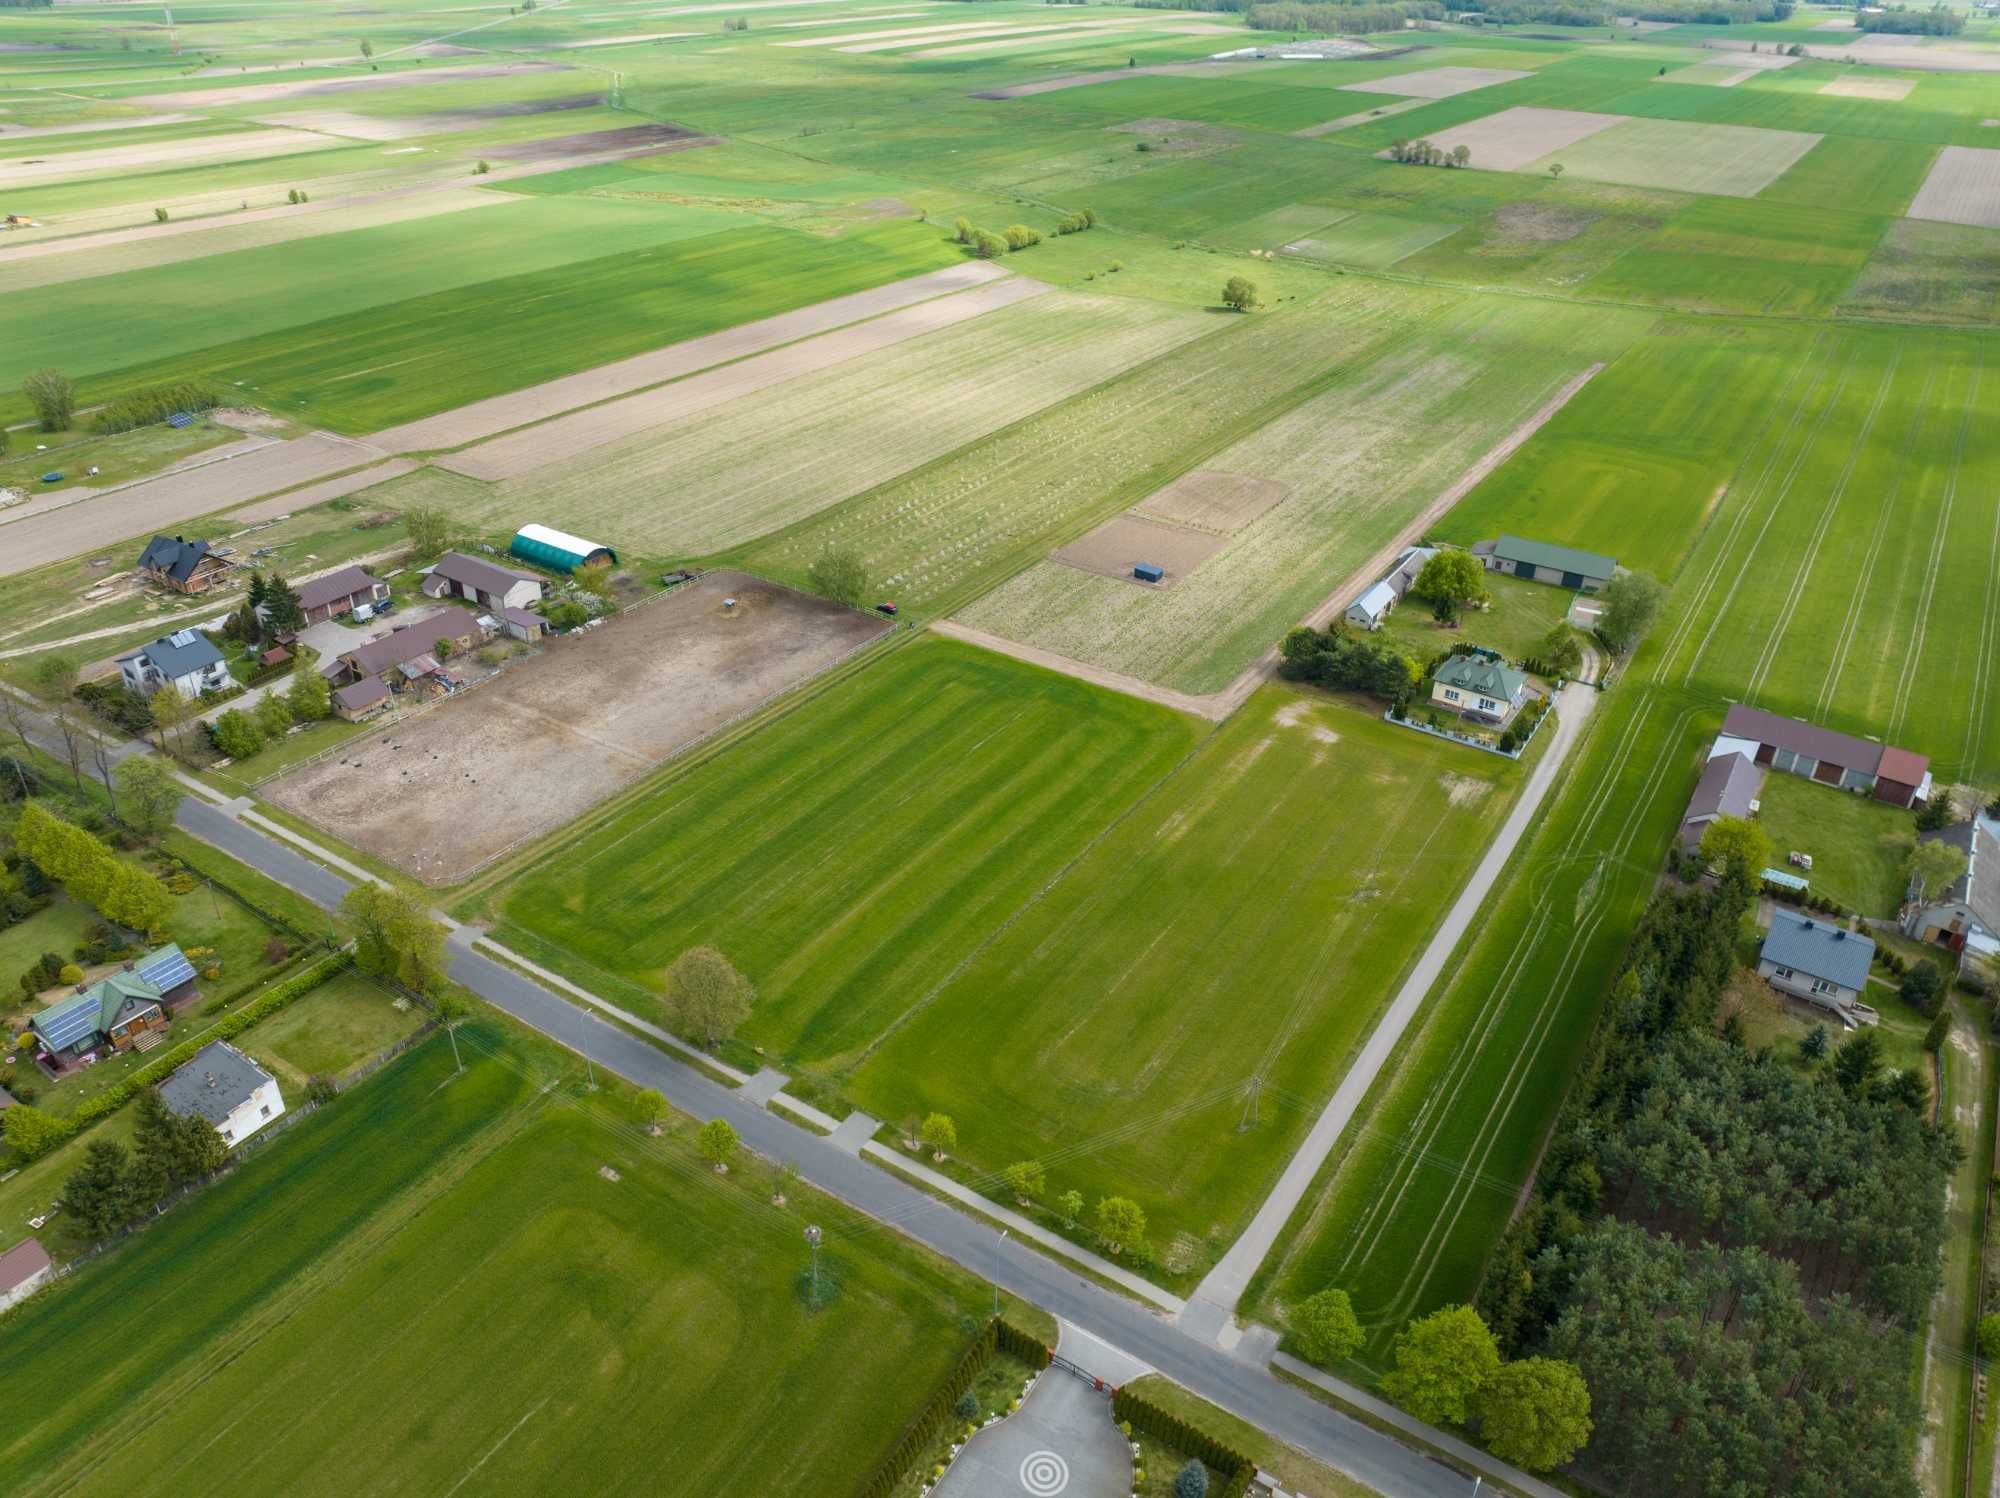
(1019, 1450, 1070, 1496)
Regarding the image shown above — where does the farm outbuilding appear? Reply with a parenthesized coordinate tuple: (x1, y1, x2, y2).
(511, 524, 617, 574)
(1488, 535, 1616, 592)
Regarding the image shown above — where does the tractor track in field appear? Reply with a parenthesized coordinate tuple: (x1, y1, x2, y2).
(1814, 349, 1937, 723)
(1890, 347, 1982, 748)
(1744, 339, 1903, 707)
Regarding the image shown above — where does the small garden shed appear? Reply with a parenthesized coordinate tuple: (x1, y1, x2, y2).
(511, 523, 617, 574)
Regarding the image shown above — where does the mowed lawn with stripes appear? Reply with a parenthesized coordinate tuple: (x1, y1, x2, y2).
(0, 1025, 991, 1497)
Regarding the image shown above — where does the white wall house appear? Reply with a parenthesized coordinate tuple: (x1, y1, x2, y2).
(117, 628, 229, 700)
(1757, 908, 1878, 1026)
(159, 1040, 285, 1148)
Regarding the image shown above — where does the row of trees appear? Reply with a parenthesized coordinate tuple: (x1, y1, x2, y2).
(11, 801, 175, 935)
(1857, 1, 1962, 33)
(1278, 623, 1420, 702)
(950, 210, 1093, 261)
(209, 652, 333, 763)
(1388, 138, 1471, 169)
(1245, 1, 1444, 33)
(16, 367, 229, 437)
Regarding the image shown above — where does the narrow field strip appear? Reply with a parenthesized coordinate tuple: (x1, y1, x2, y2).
(372, 261, 1009, 454)
(0, 128, 332, 190)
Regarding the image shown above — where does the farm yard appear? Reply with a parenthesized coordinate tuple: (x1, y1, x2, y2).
(0, 1027, 998, 1497)
(267, 573, 887, 882)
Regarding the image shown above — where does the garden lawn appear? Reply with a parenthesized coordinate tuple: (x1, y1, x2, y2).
(1375, 568, 1573, 667)
(1753, 769, 1916, 919)
(0, 218, 960, 434)
(847, 685, 1529, 1287)
(492, 637, 1201, 1071)
(234, 968, 428, 1089)
(0, 1023, 996, 1497)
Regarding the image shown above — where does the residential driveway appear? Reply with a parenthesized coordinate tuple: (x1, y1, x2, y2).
(936, 1370, 1129, 1498)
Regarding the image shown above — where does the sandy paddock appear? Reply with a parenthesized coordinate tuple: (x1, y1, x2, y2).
(266, 573, 888, 882)
(1343, 66, 1531, 100)
(1397, 106, 1626, 172)
(1908, 145, 2000, 229)
(1052, 513, 1224, 587)
(1819, 76, 1915, 101)
(1137, 470, 1286, 533)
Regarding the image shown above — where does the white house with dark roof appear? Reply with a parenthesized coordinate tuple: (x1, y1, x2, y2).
(1903, 815, 2000, 961)
(117, 628, 229, 700)
(1430, 652, 1526, 725)
(422, 552, 542, 613)
(1758, 908, 1878, 1025)
(159, 1040, 284, 1148)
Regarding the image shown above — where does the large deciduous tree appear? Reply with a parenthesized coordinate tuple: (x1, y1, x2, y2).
(340, 882, 448, 994)
(1379, 1304, 1501, 1426)
(1698, 814, 1771, 877)
(1291, 1286, 1364, 1366)
(665, 945, 754, 1050)
(1414, 550, 1488, 610)
(1476, 1357, 1593, 1472)
(1908, 838, 1969, 903)
(1595, 572, 1664, 654)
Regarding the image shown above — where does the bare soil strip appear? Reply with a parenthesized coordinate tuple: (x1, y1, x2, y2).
(1136, 470, 1286, 533)
(1907, 145, 2000, 229)
(0, 433, 386, 580)
(0, 128, 330, 190)
(0, 112, 200, 139)
(439, 276, 1046, 480)
(132, 61, 569, 110)
(545, 32, 698, 48)
(1051, 513, 1225, 586)
(1294, 97, 1429, 138)
(1343, 66, 1531, 99)
(970, 60, 1240, 99)
(1390, 106, 1626, 173)
(370, 261, 1010, 453)
(930, 621, 1224, 720)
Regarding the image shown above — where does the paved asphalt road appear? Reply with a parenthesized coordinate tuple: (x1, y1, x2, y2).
(163, 797, 1482, 1497)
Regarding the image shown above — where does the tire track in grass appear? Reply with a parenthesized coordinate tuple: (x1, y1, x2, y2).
(1391, 705, 1693, 1323)
(1681, 339, 1859, 692)
(1656, 329, 1829, 681)
(1744, 340, 1903, 708)
(1889, 347, 1982, 750)
(1323, 694, 1661, 1291)
(1814, 350, 1938, 724)
(1963, 424, 2000, 778)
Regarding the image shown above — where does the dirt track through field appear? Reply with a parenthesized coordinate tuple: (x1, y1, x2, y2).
(436, 275, 1048, 479)
(267, 573, 887, 883)
(0, 113, 201, 139)
(0, 433, 386, 579)
(371, 262, 1010, 453)
(132, 61, 569, 109)
(0, 128, 331, 190)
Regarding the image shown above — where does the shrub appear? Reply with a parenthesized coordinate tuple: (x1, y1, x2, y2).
(954, 1390, 978, 1420)
(1981, 1311, 2000, 1361)
(57, 962, 82, 986)
(972, 229, 1009, 260)
(1175, 1460, 1210, 1498)
(1003, 223, 1041, 250)
(153, 206, 169, 222)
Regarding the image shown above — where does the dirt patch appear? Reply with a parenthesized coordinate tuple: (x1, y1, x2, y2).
(1050, 513, 1225, 587)
(1441, 773, 1489, 806)
(266, 573, 888, 883)
(371, 262, 1008, 453)
(1398, 106, 1626, 173)
(212, 407, 288, 432)
(1487, 199, 1603, 245)
(1344, 66, 1531, 100)
(494, 123, 713, 162)
(1819, 75, 1913, 101)
(1907, 145, 2000, 230)
(1137, 470, 1286, 534)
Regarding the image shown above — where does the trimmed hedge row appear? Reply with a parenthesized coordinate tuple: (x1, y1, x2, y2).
(996, 1317, 1051, 1369)
(856, 1320, 996, 1498)
(25, 953, 347, 1155)
(1111, 1385, 1256, 1498)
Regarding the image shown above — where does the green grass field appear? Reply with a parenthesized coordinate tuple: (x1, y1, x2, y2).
(1753, 769, 1916, 919)
(490, 638, 1201, 1066)
(0, 1022, 999, 1497)
(846, 684, 1529, 1283)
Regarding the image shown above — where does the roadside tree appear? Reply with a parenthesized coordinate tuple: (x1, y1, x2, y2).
(1003, 1159, 1045, 1204)
(1595, 572, 1664, 654)
(1095, 1195, 1145, 1255)
(1476, 1357, 1592, 1472)
(665, 945, 754, 1050)
(697, 1117, 739, 1172)
(919, 1111, 957, 1161)
(1379, 1304, 1501, 1426)
(1291, 1286, 1364, 1366)
(340, 882, 448, 994)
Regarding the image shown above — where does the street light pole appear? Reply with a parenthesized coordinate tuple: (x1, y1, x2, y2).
(805, 1224, 822, 1308)
(993, 1229, 1009, 1319)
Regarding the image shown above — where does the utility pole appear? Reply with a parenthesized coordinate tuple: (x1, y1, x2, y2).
(993, 1229, 1009, 1319)
(805, 1224, 822, 1308)
(1237, 1076, 1261, 1133)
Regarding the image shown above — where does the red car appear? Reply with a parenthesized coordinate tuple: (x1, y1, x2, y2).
(875, 602, 898, 617)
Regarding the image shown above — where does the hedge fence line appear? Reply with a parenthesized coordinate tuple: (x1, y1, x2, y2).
(855, 1318, 1051, 1498)
(15, 953, 348, 1158)
(1111, 1385, 1257, 1498)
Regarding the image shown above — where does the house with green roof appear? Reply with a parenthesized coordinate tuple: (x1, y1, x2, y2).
(1488, 535, 1617, 593)
(1431, 651, 1527, 726)
(29, 944, 197, 1066)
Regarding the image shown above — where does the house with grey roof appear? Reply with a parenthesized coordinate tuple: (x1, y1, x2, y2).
(1902, 815, 2000, 962)
(1758, 908, 1878, 1025)
(285, 565, 387, 627)
(1487, 535, 1617, 593)
(160, 1040, 284, 1148)
(1680, 751, 1763, 850)
(1430, 651, 1526, 725)
(117, 628, 228, 700)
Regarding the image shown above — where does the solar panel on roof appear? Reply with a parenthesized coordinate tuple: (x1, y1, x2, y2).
(168, 629, 198, 648)
(34, 993, 99, 1052)
(136, 946, 195, 992)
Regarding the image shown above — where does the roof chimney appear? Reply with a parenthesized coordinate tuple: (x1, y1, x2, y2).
(122, 960, 135, 972)
(204, 1072, 216, 1089)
